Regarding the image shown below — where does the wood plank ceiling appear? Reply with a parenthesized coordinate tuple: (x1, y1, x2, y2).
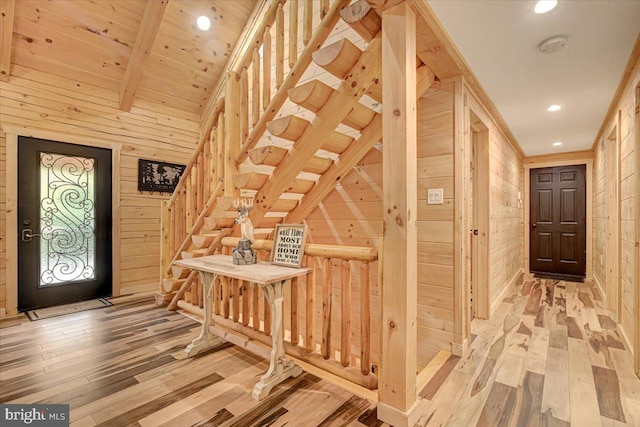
(6, 0, 257, 116)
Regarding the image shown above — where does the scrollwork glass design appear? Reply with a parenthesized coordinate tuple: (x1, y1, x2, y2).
(39, 153, 96, 285)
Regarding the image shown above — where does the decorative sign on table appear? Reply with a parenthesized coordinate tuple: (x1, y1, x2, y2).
(138, 159, 186, 193)
(270, 224, 307, 268)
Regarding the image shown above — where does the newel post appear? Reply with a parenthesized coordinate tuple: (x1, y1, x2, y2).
(378, 2, 419, 426)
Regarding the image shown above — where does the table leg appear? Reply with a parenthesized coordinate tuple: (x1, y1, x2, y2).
(252, 280, 303, 400)
(185, 271, 221, 357)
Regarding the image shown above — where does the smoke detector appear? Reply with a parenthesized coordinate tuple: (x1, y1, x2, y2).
(539, 35, 567, 54)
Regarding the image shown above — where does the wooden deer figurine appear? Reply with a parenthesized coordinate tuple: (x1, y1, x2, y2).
(233, 197, 255, 243)
(232, 198, 257, 265)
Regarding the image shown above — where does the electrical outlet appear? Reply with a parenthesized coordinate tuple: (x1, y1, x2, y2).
(427, 188, 444, 205)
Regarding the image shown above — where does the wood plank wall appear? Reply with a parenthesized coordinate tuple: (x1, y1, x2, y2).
(593, 136, 608, 296)
(485, 102, 524, 305)
(304, 78, 524, 369)
(592, 55, 639, 350)
(0, 65, 200, 314)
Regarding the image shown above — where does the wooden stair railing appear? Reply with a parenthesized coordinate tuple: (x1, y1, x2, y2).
(159, 0, 352, 304)
(174, 237, 380, 389)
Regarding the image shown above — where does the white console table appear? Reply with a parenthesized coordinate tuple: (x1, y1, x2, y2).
(174, 254, 310, 400)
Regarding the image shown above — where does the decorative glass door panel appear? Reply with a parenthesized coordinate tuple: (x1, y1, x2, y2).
(39, 153, 96, 286)
(18, 137, 112, 310)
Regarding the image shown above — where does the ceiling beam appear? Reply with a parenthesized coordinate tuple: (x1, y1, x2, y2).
(119, 0, 168, 111)
(0, 0, 16, 82)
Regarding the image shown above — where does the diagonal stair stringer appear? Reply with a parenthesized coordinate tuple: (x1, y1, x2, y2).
(249, 34, 384, 228)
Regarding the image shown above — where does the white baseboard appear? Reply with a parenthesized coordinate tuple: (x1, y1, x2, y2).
(490, 268, 524, 315)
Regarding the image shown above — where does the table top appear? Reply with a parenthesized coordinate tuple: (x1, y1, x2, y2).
(174, 255, 311, 285)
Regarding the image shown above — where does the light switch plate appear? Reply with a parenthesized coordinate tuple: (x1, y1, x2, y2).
(427, 188, 444, 205)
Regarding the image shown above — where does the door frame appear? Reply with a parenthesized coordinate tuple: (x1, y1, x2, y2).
(524, 155, 593, 280)
(605, 114, 622, 321)
(634, 83, 640, 377)
(3, 125, 121, 316)
(460, 88, 491, 335)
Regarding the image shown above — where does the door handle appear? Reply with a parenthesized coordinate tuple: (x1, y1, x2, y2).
(532, 223, 537, 228)
(21, 229, 41, 242)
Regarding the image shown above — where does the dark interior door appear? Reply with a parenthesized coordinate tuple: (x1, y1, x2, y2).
(530, 165, 586, 276)
(18, 137, 112, 310)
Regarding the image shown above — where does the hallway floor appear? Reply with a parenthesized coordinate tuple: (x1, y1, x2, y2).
(417, 277, 640, 426)
(1, 277, 639, 426)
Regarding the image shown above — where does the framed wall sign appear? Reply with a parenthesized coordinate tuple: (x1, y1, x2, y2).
(138, 159, 185, 193)
(271, 224, 307, 268)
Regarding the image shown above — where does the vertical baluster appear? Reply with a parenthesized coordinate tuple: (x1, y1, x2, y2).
(303, 0, 312, 46)
(224, 71, 241, 198)
(197, 151, 204, 214)
(169, 203, 175, 260)
(253, 283, 260, 331)
(213, 276, 220, 315)
(275, 4, 284, 88)
(185, 172, 193, 228)
(242, 280, 250, 326)
(203, 139, 210, 201)
(288, 0, 298, 68)
(222, 277, 230, 318)
(305, 255, 315, 351)
(216, 113, 225, 187)
(321, 257, 332, 359)
(291, 277, 299, 345)
(210, 127, 217, 192)
(179, 189, 186, 243)
(198, 276, 203, 309)
(174, 195, 180, 251)
(240, 67, 249, 142)
(264, 294, 271, 336)
(341, 259, 351, 367)
(320, 0, 329, 18)
(360, 261, 371, 375)
(252, 48, 260, 126)
(262, 25, 271, 109)
(232, 279, 240, 322)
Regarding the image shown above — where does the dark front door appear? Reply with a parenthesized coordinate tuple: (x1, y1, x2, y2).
(530, 165, 586, 276)
(18, 137, 112, 310)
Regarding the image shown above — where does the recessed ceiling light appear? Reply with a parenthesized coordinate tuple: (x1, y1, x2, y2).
(534, 0, 558, 14)
(197, 16, 211, 31)
(547, 104, 561, 112)
(552, 141, 563, 147)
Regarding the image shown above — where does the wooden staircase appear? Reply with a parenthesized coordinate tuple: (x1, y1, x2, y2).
(158, 0, 438, 390)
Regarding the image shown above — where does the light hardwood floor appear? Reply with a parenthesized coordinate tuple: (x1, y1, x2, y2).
(416, 277, 640, 427)
(1, 277, 639, 426)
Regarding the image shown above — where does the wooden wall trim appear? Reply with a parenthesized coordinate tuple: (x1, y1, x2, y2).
(0, 0, 15, 82)
(452, 76, 466, 350)
(1, 125, 123, 313)
(634, 83, 640, 377)
(5, 133, 18, 315)
(592, 35, 640, 150)
(523, 150, 594, 165)
(523, 158, 594, 280)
